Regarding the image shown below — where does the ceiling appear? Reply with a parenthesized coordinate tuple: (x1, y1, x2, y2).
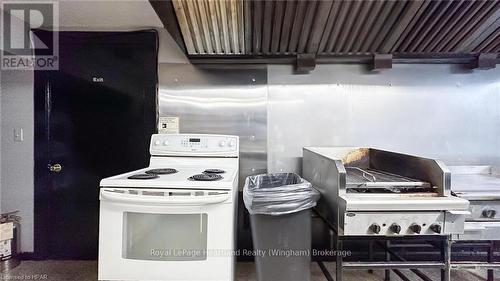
(152, 0, 500, 64)
(58, 0, 163, 29)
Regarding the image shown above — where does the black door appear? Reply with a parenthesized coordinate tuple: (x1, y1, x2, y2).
(34, 31, 158, 259)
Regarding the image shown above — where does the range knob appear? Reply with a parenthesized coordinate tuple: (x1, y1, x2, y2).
(409, 223, 422, 234)
(229, 140, 235, 147)
(154, 140, 161, 146)
(163, 140, 169, 146)
(219, 140, 226, 147)
(482, 209, 496, 219)
(430, 224, 442, 234)
(390, 223, 401, 234)
(369, 223, 381, 234)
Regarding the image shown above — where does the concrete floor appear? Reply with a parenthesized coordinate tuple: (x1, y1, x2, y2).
(1, 260, 498, 281)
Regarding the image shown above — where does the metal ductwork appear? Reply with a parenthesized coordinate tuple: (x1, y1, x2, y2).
(152, 0, 500, 61)
(172, 0, 245, 54)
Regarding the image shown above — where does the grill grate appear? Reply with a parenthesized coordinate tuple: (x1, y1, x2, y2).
(345, 167, 433, 192)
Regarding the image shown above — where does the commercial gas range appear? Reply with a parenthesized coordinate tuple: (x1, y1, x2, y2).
(450, 166, 500, 240)
(302, 147, 470, 236)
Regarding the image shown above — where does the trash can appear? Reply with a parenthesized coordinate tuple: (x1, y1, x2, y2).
(243, 173, 320, 281)
(0, 211, 21, 272)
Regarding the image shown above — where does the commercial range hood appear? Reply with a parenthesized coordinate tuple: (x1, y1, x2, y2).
(150, 0, 500, 67)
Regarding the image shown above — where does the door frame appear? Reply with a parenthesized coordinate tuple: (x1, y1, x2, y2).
(33, 30, 159, 259)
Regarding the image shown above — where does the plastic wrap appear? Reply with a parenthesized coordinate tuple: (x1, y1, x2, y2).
(243, 173, 320, 216)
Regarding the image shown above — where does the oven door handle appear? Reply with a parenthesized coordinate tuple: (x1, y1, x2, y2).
(100, 190, 230, 205)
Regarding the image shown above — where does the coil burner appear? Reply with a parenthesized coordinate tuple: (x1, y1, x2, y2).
(204, 169, 226, 174)
(189, 173, 223, 181)
(127, 174, 159, 180)
(145, 168, 178, 175)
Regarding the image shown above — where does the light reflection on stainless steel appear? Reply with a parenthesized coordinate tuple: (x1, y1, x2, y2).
(159, 92, 267, 108)
(158, 64, 268, 188)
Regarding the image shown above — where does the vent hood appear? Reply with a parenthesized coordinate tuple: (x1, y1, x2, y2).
(151, 0, 500, 64)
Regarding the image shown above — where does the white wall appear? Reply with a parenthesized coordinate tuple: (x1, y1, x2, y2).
(57, 0, 188, 63)
(0, 11, 35, 253)
(0, 0, 187, 253)
(0, 69, 35, 250)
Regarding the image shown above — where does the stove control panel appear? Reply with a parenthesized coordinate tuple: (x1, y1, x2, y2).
(343, 211, 464, 236)
(150, 134, 239, 156)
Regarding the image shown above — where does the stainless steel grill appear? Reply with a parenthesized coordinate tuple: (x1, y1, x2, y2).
(302, 147, 469, 237)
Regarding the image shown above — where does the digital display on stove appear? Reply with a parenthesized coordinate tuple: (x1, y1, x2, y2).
(189, 138, 201, 143)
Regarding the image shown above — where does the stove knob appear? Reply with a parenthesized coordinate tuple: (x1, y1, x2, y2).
(482, 209, 496, 219)
(229, 140, 235, 147)
(163, 140, 169, 146)
(154, 140, 161, 146)
(219, 141, 226, 147)
(390, 223, 401, 234)
(430, 224, 442, 234)
(409, 223, 422, 234)
(369, 223, 381, 234)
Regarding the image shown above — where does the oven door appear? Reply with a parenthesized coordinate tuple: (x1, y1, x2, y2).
(98, 188, 235, 281)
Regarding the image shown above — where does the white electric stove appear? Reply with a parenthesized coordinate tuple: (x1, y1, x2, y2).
(98, 134, 239, 281)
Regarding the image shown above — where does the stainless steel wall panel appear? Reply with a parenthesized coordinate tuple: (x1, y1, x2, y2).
(158, 63, 500, 186)
(267, 64, 500, 174)
(158, 64, 267, 187)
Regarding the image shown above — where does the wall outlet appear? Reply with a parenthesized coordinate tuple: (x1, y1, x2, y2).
(14, 128, 23, 142)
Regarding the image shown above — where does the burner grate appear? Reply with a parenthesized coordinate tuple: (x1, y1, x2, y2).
(128, 174, 159, 180)
(189, 174, 223, 181)
(145, 168, 178, 175)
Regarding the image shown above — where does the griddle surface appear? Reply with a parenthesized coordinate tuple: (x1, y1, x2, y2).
(452, 173, 500, 195)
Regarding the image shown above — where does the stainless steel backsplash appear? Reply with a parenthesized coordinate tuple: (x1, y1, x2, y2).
(159, 63, 500, 181)
(159, 64, 268, 188)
